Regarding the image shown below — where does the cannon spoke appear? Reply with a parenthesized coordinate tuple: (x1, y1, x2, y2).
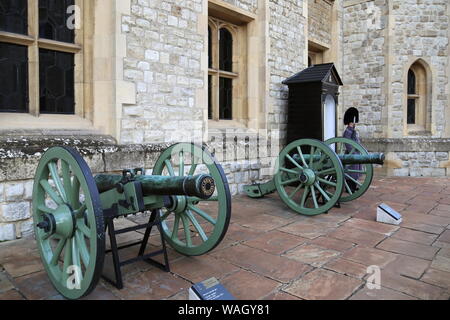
(289, 183, 303, 199)
(180, 214, 192, 247)
(286, 154, 303, 170)
(300, 186, 310, 208)
(76, 231, 90, 267)
(160, 210, 172, 221)
(188, 196, 218, 202)
(280, 167, 299, 175)
(309, 147, 316, 166)
(188, 163, 198, 176)
(317, 177, 337, 187)
(188, 204, 217, 225)
(344, 180, 353, 195)
(72, 176, 80, 206)
(314, 182, 331, 202)
(77, 219, 91, 238)
(48, 162, 68, 203)
(310, 185, 319, 209)
(38, 204, 56, 215)
(281, 177, 300, 186)
(345, 173, 362, 187)
(186, 210, 208, 242)
(171, 215, 180, 240)
(73, 204, 86, 219)
(50, 237, 67, 266)
(179, 151, 184, 176)
(40, 179, 64, 205)
(316, 168, 336, 176)
(296, 146, 309, 168)
(164, 160, 175, 176)
(346, 169, 366, 174)
(71, 238, 83, 283)
(62, 238, 73, 284)
(61, 160, 73, 206)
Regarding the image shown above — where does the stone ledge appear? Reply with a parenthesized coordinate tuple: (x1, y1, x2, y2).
(0, 135, 172, 182)
(361, 138, 450, 153)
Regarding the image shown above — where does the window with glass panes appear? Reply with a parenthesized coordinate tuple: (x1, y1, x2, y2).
(0, 0, 82, 115)
(208, 18, 238, 121)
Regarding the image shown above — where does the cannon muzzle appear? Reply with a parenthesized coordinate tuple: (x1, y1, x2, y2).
(95, 174, 216, 199)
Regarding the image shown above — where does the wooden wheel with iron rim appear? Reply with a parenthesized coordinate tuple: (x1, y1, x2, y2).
(32, 147, 105, 300)
(274, 139, 345, 215)
(152, 143, 231, 256)
(324, 137, 374, 202)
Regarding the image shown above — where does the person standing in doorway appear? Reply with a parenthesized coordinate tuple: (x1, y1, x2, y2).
(343, 108, 361, 193)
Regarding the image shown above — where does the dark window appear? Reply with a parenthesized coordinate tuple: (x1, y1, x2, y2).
(407, 99, 415, 124)
(219, 77, 232, 120)
(39, 49, 75, 114)
(219, 28, 232, 72)
(0, 43, 28, 113)
(0, 0, 28, 35)
(208, 26, 212, 69)
(208, 75, 212, 119)
(39, 0, 75, 43)
(408, 69, 416, 94)
(308, 56, 312, 67)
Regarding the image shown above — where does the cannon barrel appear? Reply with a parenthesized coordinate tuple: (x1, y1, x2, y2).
(294, 153, 385, 166)
(94, 174, 216, 199)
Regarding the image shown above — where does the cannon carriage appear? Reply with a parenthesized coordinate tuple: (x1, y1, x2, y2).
(32, 143, 231, 299)
(244, 137, 384, 216)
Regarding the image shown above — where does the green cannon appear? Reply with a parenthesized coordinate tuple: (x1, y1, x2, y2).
(244, 137, 384, 216)
(32, 143, 231, 299)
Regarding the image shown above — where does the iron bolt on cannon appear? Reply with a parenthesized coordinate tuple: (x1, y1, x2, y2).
(32, 143, 231, 299)
(244, 138, 384, 216)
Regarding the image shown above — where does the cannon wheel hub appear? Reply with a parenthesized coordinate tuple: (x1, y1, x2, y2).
(299, 169, 316, 186)
(38, 204, 76, 239)
(169, 196, 188, 214)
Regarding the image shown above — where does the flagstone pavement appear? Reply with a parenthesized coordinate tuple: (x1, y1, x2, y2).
(1, 176, 450, 300)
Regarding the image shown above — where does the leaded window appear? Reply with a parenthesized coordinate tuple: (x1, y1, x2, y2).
(0, 0, 82, 115)
(407, 69, 416, 124)
(0, 0, 28, 35)
(208, 18, 238, 121)
(0, 42, 28, 112)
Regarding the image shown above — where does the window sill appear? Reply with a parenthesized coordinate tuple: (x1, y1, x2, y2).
(208, 119, 248, 130)
(0, 113, 96, 131)
(406, 125, 432, 137)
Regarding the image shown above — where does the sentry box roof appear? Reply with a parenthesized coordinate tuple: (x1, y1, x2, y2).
(283, 63, 343, 86)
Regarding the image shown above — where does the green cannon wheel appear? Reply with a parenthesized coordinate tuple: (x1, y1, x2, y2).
(324, 137, 374, 202)
(152, 143, 231, 256)
(32, 147, 105, 300)
(274, 139, 344, 215)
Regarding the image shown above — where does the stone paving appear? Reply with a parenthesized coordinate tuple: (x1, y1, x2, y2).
(1, 176, 450, 300)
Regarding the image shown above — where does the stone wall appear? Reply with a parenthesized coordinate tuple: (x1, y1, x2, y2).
(342, 0, 387, 138)
(363, 138, 450, 177)
(308, 0, 333, 47)
(222, 0, 258, 13)
(120, 0, 205, 145)
(390, 0, 449, 138)
(342, 0, 450, 177)
(268, 0, 307, 146)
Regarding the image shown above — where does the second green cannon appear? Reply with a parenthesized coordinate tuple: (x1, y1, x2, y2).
(244, 137, 385, 216)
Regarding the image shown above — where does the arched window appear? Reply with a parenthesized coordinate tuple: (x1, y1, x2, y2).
(406, 60, 430, 131)
(407, 69, 416, 124)
(208, 19, 238, 121)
